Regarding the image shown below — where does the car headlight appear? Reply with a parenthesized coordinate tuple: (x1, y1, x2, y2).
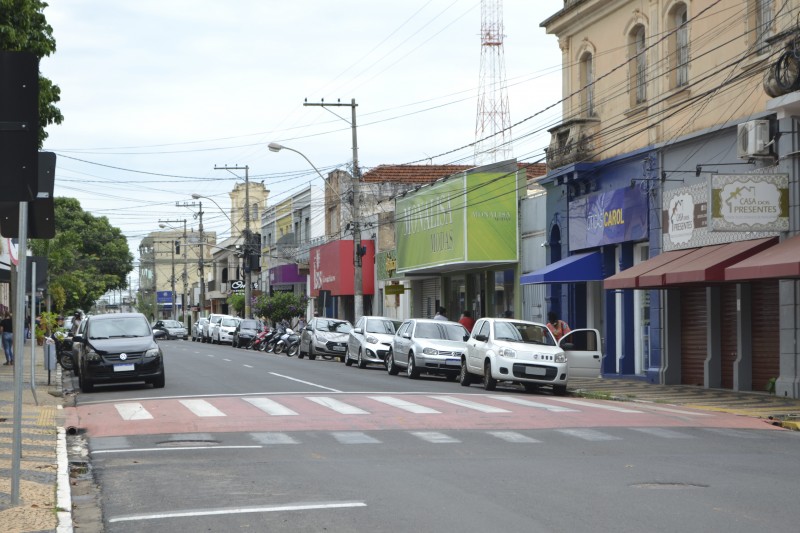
(498, 347, 516, 358)
(85, 348, 101, 361)
(144, 347, 161, 359)
(555, 352, 567, 363)
(366, 335, 379, 344)
(422, 347, 440, 355)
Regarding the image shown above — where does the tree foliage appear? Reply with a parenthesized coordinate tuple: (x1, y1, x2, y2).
(254, 292, 308, 324)
(0, 0, 64, 146)
(29, 197, 133, 313)
(227, 293, 244, 316)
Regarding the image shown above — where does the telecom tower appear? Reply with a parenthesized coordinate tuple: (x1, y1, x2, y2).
(474, 0, 512, 165)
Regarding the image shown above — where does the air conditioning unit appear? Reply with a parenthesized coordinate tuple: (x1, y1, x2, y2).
(737, 120, 771, 158)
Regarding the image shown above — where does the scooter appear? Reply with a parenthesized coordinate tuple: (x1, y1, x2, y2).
(285, 328, 302, 357)
(265, 323, 287, 353)
(250, 327, 271, 351)
(273, 328, 296, 356)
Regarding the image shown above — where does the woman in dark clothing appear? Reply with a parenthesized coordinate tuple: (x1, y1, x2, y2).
(1, 312, 13, 365)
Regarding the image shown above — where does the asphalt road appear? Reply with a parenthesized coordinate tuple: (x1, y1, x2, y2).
(65, 339, 800, 532)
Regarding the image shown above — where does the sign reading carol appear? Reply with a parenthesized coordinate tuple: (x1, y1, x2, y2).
(710, 174, 788, 232)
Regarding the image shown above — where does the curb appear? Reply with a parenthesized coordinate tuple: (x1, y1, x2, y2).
(57, 426, 73, 532)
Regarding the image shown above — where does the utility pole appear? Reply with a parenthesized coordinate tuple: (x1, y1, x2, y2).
(214, 165, 252, 318)
(177, 201, 205, 318)
(303, 98, 363, 322)
(161, 218, 189, 330)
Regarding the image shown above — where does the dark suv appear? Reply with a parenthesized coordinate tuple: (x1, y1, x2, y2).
(75, 312, 166, 392)
(233, 318, 261, 348)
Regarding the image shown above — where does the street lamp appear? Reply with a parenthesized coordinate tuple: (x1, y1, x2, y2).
(269, 142, 363, 323)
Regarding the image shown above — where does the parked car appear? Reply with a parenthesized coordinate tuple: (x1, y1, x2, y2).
(212, 316, 239, 344)
(202, 313, 226, 343)
(74, 312, 166, 393)
(233, 318, 261, 348)
(461, 317, 602, 395)
(152, 319, 188, 340)
(298, 317, 353, 361)
(386, 319, 469, 380)
(345, 316, 402, 368)
(191, 318, 208, 342)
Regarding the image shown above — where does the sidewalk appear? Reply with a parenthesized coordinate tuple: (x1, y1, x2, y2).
(0, 340, 70, 533)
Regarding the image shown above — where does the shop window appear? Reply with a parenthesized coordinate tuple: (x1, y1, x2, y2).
(667, 3, 689, 88)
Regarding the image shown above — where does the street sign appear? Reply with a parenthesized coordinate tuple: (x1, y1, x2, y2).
(385, 284, 405, 295)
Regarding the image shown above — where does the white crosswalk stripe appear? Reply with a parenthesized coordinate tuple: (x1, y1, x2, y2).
(492, 395, 579, 412)
(629, 427, 694, 439)
(244, 397, 299, 416)
(368, 395, 441, 414)
(250, 432, 299, 445)
(307, 396, 369, 414)
(488, 431, 541, 443)
(555, 428, 621, 441)
(114, 402, 153, 420)
(179, 399, 226, 417)
(410, 431, 460, 444)
(332, 432, 382, 444)
(428, 395, 510, 413)
(701, 428, 766, 439)
(550, 398, 643, 413)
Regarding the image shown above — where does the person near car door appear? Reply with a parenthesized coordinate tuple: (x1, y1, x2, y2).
(1, 312, 13, 365)
(546, 311, 570, 342)
(433, 307, 448, 321)
(458, 310, 475, 332)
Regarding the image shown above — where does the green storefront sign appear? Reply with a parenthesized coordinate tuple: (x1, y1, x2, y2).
(396, 162, 519, 273)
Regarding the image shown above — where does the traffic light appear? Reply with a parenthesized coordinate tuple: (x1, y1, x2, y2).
(175, 240, 180, 254)
(356, 245, 367, 257)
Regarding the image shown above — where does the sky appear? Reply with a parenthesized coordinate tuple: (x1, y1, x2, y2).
(39, 0, 566, 288)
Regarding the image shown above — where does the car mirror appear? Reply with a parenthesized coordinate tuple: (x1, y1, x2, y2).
(402, 332, 411, 339)
(73, 334, 83, 342)
(154, 330, 167, 340)
(463, 334, 470, 342)
(354, 327, 363, 334)
(474, 334, 488, 342)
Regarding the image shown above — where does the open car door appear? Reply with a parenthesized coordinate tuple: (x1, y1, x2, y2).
(559, 329, 602, 378)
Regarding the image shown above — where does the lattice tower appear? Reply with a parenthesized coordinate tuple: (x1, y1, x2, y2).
(474, 0, 512, 165)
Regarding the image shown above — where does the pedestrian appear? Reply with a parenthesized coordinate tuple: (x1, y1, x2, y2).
(1, 312, 13, 365)
(546, 311, 571, 342)
(503, 310, 513, 318)
(458, 310, 475, 332)
(69, 311, 83, 336)
(433, 306, 448, 320)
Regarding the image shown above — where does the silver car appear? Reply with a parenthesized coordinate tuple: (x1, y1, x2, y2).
(386, 319, 469, 380)
(152, 319, 188, 340)
(299, 317, 353, 361)
(345, 316, 402, 368)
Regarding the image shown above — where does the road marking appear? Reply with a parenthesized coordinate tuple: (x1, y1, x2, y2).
(332, 431, 381, 444)
(410, 431, 460, 444)
(701, 428, 766, 439)
(429, 395, 510, 413)
(555, 428, 621, 441)
(492, 395, 579, 412)
(250, 432, 298, 445)
(629, 427, 694, 439)
(179, 399, 226, 417)
(243, 397, 299, 416)
(550, 398, 643, 413)
(368, 395, 441, 414)
(94, 445, 262, 454)
(307, 397, 369, 414)
(223, 358, 232, 362)
(108, 502, 367, 522)
(634, 404, 711, 416)
(114, 402, 153, 420)
(243, 364, 254, 368)
(488, 431, 541, 443)
(269, 372, 341, 392)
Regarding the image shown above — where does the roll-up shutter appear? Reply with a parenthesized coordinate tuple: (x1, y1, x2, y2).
(720, 285, 738, 389)
(680, 287, 707, 386)
(750, 280, 779, 392)
(421, 278, 441, 319)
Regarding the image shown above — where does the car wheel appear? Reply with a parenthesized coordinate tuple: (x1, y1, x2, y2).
(386, 349, 399, 375)
(151, 371, 166, 389)
(344, 348, 353, 366)
(552, 384, 567, 396)
(459, 359, 473, 387)
(483, 360, 497, 391)
(357, 349, 367, 369)
(407, 354, 420, 379)
(308, 344, 316, 361)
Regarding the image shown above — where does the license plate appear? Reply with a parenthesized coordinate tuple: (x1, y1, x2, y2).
(445, 358, 460, 366)
(525, 366, 546, 376)
(114, 363, 135, 372)
(332, 346, 345, 351)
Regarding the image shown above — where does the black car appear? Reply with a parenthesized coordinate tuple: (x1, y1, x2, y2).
(75, 312, 166, 392)
(233, 318, 262, 348)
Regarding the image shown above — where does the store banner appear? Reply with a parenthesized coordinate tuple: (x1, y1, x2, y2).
(309, 239, 375, 297)
(569, 186, 648, 251)
(269, 263, 305, 285)
(710, 173, 789, 232)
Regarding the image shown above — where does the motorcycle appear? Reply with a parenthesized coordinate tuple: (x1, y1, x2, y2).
(249, 327, 271, 351)
(273, 328, 296, 356)
(265, 323, 288, 353)
(285, 328, 302, 357)
(54, 334, 74, 371)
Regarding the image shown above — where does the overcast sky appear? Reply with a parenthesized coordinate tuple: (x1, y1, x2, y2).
(40, 0, 565, 276)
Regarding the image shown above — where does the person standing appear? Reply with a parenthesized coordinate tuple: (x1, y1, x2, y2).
(458, 310, 475, 332)
(433, 306, 448, 320)
(546, 311, 570, 342)
(1, 312, 13, 365)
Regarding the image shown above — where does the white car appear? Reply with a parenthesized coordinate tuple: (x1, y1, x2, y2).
(461, 317, 602, 395)
(202, 313, 226, 343)
(345, 316, 402, 368)
(212, 316, 239, 344)
(386, 319, 470, 380)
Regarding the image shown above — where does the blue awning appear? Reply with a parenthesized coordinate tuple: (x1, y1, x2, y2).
(520, 252, 604, 284)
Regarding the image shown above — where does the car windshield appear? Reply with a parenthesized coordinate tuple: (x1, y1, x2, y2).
(494, 321, 556, 346)
(221, 318, 238, 327)
(239, 319, 259, 329)
(88, 317, 151, 339)
(415, 322, 468, 340)
(366, 319, 401, 335)
(318, 319, 352, 333)
(163, 320, 183, 328)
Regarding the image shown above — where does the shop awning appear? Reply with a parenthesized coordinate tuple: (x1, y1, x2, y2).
(520, 252, 603, 284)
(726, 234, 800, 280)
(603, 248, 694, 290)
(664, 237, 777, 285)
(638, 245, 726, 288)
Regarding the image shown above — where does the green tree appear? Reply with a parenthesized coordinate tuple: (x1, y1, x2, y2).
(30, 197, 133, 312)
(254, 292, 308, 324)
(227, 294, 244, 316)
(0, 0, 64, 147)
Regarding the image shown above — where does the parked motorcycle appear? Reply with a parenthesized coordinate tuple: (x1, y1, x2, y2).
(250, 327, 272, 351)
(54, 335, 74, 371)
(285, 328, 302, 357)
(265, 323, 288, 353)
(274, 328, 301, 356)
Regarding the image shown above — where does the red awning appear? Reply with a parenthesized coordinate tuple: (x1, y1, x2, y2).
(637, 246, 727, 288)
(604, 248, 694, 290)
(726, 233, 800, 280)
(664, 237, 777, 285)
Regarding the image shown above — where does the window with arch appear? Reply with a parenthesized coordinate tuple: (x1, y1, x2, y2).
(668, 3, 689, 88)
(629, 24, 647, 105)
(580, 51, 595, 116)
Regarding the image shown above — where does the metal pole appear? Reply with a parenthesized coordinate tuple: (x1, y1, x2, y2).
(11, 202, 29, 504)
(244, 166, 252, 318)
(171, 242, 176, 320)
(29, 261, 37, 405)
(183, 220, 188, 329)
(350, 98, 363, 323)
(199, 202, 205, 317)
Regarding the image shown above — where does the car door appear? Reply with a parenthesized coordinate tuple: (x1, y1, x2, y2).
(349, 317, 364, 356)
(300, 318, 315, 353)
(559, 329, 603, 378)
(466, 319, 489, 374)
(392, 321, 412, 366)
